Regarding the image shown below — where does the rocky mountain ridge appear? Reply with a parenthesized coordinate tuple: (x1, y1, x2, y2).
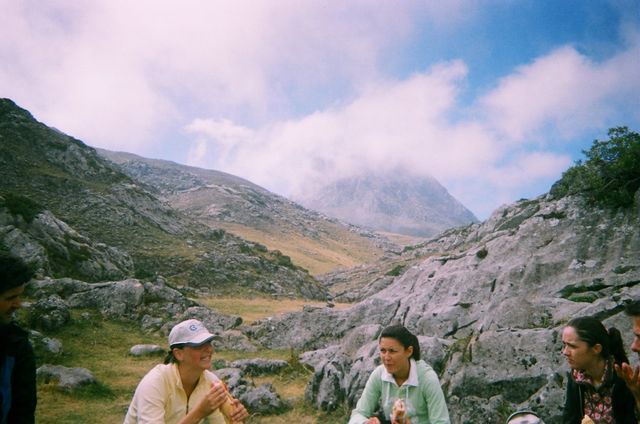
(97, 149, 395, 275)
(295, 170, 478, 237)
(0, 98, 326, 299)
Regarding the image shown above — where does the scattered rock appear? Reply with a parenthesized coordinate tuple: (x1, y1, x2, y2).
(36, 364, 97, 392)
(129, 344, 165, 356)
(239, 383, 285, 414)
(28, 294, 70, 331)
(228, 359, 289, 376)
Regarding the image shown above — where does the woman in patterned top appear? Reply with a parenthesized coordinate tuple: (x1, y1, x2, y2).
(561, 316, 637, 424)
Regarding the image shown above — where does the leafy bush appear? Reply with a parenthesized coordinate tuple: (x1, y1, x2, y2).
(550, 127, 640, 208)
(386, 264, 406, 276)
(1, 192, 44, 223)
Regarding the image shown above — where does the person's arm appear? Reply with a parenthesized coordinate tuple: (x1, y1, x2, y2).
(421, 369, 450, 424)
(349, 368, 382, 424)
(8, 335, 36, 424)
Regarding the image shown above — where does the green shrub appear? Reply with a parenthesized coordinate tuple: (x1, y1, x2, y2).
(1, 192, 44, 223)
(386, 264, 406, 276)
(550, 127, 640, 208)
(476, 248, 488, 259)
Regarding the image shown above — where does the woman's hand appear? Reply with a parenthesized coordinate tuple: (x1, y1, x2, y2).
(364, 418, 381, 424)
(196, 382, 228, 416)
(614, 362, 640, 408)
(178, 382, 227, 424)
(228, 398, 249, 422)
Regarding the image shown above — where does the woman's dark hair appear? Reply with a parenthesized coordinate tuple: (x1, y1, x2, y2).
(379, 325, 420, 360)
(625, 300, 640, 318)
(163, 344, 185, 364)
(568, 316, 629, 365)
(0, 251, 34, 294)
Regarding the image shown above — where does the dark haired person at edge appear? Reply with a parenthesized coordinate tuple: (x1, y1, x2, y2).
(0, 251, 36, 424)
(561, 316, 638, 423)
(124, 319, 249, 424)
(348, 325, 450, 424)
(615, 300, 640, 415)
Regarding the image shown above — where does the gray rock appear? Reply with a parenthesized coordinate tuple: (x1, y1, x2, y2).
(213, 367, 250, 396)
(36, 364, 97, 392)
(228, 359, 289, 376)
(129, 344, 165, 356)
(28, 294, 70, 331)
(25, 278, 243, 336)
(239, 383, 285, 414)
(29, 330, 63, 355)
(212, 330, 258, 352)
(245, 192, 640, 421)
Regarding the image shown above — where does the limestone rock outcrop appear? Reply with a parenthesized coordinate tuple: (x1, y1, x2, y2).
(245, 193, 640, 422)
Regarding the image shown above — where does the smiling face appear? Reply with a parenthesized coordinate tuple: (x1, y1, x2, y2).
(174, 341, 214, 371)
(0, 284, 25, 325)
(561, 325, 602, 370)
(379, 337, 413, 377)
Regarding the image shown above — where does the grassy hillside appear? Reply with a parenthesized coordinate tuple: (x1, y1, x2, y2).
(218, 222, 384, 275)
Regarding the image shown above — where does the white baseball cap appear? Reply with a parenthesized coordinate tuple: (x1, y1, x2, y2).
(506, 411, 544, 424)
(168, 319, 215, 348)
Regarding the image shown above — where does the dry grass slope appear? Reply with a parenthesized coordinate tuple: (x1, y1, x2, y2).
(218, 222, 384, 275)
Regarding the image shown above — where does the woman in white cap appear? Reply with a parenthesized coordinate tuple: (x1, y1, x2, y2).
(124, 319, 249, 424)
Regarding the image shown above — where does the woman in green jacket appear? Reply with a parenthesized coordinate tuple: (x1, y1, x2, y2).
(348, 325, 450, 424)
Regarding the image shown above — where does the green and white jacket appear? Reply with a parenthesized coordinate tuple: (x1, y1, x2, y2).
(348, 359, 450, 424)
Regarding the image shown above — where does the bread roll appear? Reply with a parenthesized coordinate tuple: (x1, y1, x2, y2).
(391, 399, 408, 424)
(581, 415, 595, 424)
(219, 382, 244, 424)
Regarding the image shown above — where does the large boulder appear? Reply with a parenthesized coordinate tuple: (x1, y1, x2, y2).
(36, 364, 97, 392)
(26, 277, 243, 335)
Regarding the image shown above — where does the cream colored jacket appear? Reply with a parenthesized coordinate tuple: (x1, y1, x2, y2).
(124, 363, 226, 424)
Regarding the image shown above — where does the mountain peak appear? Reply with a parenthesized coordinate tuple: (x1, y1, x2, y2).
(296, 169, 477, 237)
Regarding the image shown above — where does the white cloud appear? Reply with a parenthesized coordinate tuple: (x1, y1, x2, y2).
(479, 40, 640, 142)
(0, 0, 426, 149)
(1, 1, 637, 219)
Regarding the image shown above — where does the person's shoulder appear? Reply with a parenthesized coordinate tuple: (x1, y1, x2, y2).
(2, 322, 31, 348)
(371, 363, 387, 376)
(136, 363, 176, 389)
(415, 359, 435, 373)
(142, 363, 173, 381)
(5, 322, 29, 337)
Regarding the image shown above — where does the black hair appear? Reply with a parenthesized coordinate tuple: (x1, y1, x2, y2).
(163, 344, 185, 364)
(379, 324, 421, 360)
(567, 316, 629, 366)
(625, 300, 640, 318)
(0, 251, 33, 295)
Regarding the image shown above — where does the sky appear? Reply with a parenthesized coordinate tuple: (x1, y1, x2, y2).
(1, 1, 639, 220)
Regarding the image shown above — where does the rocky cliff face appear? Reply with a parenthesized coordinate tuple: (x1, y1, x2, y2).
(245, 192, 640, 423)
(0, 195, 133, 282)
(295, 169, 478, 238)
(0, 98, 326, 299)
